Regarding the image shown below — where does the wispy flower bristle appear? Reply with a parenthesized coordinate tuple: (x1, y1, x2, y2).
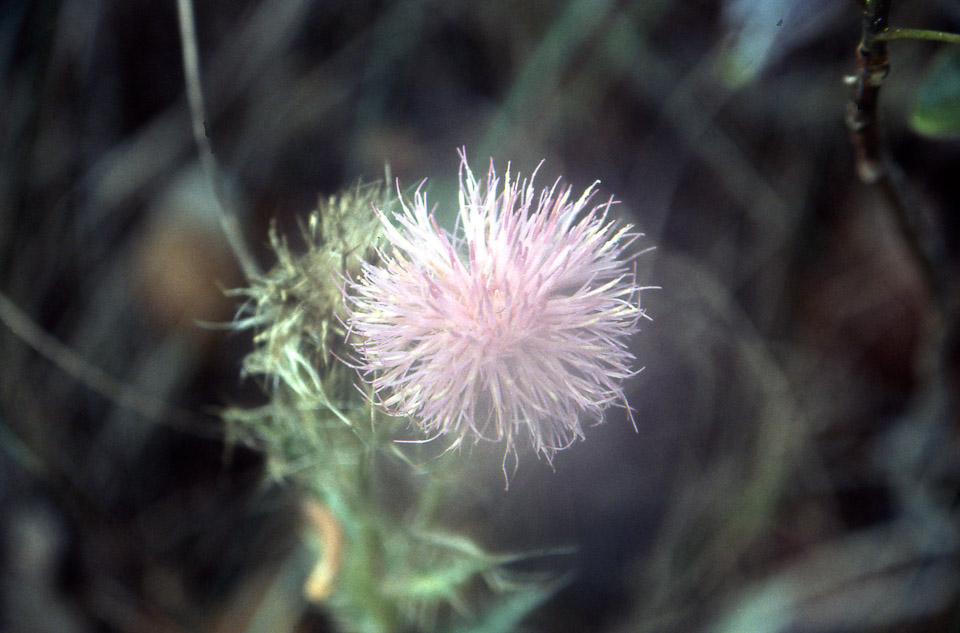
(346, 150, 648, 461)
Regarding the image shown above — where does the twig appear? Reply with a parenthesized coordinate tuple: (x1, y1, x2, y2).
(175, 0, 260, 280)
(846, 1, 959, 526)
(845, 0, 949, 312)
(845, 0, 892, 186)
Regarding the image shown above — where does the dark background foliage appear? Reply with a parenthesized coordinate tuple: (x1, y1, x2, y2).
(2, 1, 959, 631)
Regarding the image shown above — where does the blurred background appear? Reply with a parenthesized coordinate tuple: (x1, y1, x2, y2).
(2, 0, 960, 631)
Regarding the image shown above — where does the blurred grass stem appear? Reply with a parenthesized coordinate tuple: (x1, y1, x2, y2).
(0, 290, 218, 437)
(176, 0, 260, 280)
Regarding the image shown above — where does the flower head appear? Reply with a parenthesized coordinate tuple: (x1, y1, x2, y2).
(345, 150, 646, 461)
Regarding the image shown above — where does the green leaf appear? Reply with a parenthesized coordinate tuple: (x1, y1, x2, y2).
(911, 46, 960, 139)
(441, 582, 560, 633)
(711, 582, 795, 633)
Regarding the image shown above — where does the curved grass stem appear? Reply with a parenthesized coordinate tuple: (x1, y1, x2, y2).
(176, 0, 261, 280)
(877, 28, 960, 46)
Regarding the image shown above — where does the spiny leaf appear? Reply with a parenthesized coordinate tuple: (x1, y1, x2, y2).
(441, 581, 562, 633)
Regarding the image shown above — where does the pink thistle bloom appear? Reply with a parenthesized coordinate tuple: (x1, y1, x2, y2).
(346, 150, 647, 462)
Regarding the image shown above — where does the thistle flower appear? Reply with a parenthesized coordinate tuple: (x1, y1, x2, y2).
(346, 150, 647, 461)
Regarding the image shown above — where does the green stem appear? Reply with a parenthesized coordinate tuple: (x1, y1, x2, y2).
(877, 28, 960, 45)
